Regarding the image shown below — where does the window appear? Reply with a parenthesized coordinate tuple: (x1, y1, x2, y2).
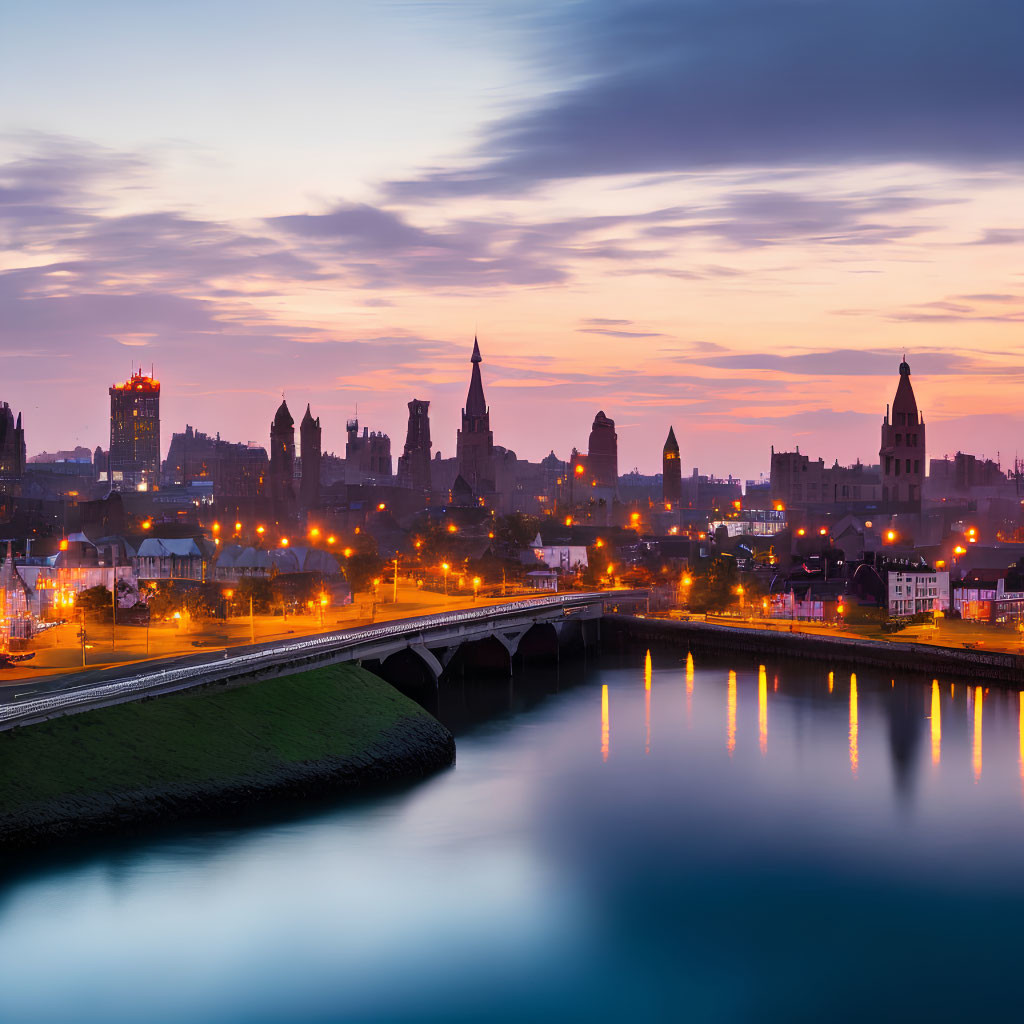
(906, 459, 911, 473)
(895, 460, 901, 476)
(914, 460, 919, 474)
(896, 434, 902, 445)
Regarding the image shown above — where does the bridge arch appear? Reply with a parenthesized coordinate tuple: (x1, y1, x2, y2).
(369, 647, 439, 709)
(442, 635, 513, 681)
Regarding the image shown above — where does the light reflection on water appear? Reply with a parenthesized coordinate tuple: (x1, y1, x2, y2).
(3, 649, 1024, 1022)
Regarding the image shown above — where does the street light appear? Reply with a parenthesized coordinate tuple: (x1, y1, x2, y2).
(441, 562, 450, 598)
(473, 576, 481, 602)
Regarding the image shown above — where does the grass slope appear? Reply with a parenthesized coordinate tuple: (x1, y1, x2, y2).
(0, 663, 452, 843)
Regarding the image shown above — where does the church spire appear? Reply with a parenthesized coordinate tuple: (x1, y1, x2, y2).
(465, 337, 487, 417)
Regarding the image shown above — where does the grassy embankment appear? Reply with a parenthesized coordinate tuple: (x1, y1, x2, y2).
(0, 663, 454, 847)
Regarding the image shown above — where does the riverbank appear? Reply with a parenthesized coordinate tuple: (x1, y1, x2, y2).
(607, 614, 1024, 685)
(0, 663, 454, 849)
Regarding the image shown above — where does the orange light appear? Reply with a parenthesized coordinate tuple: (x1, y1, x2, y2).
(819, 527, 828, 536)
(141, 520, 151, 530)
(837, 603, 845, 615)
(797, 528, 806, 537)
(59, 539, 69, 551)
(212, 522, 220, 533)
(488, 531, 494, 539)
(372, 578, 380, 586)
(327, 535, 336, 545)
(565, 516, 573, 526)
(954, 545, 966, 556)
(682, 575, 692, 586)
(320, 595, 329, 606)
(606, 564, 614, 575)
(575, 464, 585, 476)
(442, 562, 450, 572)
(595, 538, 604, 548)
(309, 527, 321, 538)
(630, 512, 640, 522)
(377, 503, 386, 511)
(414, 540, 422, 549)
(280, 537, 289, 547)
(234, 522, 242, 532)
(343, 547, 353, 558)
(223, 589, 234, 599)
(256, 525, 265, 535)
(886, 530, 896, 542)
(473, 577, 481, 588)
(864, 520, 873, 528)
(447, 523, 457, 533)
(774, 502, 785, 511)
(733, 500, 742, 511)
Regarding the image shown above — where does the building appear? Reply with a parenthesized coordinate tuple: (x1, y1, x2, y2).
(109, 369, 161, 492)
(880, 358, 925, 512)
(456, 337, 495, 494)
(887, 569, 949, 618)
(299, 404, 322, 512)
(397, 399, 432, 493)
(0, 403, 26, 496)
(346, 418, 392, 479)
(521, 532, 589, 573)
(162, 425, 268, 498)
(586, 411, 618, 494)
(269, 399, 296, 521)
(663, 427, 681, 506)
(133, 536, 215, 582)
(770, 449, 881, 511)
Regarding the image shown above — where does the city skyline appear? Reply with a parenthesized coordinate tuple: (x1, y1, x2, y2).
(3, 1, 1024, 476)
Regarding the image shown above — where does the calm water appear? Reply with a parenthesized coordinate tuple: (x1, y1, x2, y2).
(3, 648, 1024, 1022)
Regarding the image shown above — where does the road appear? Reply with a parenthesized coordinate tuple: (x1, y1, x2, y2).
(0, 591, 622, 732)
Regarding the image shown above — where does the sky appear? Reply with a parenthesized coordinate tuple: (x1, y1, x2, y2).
(2, 0, 1023, 479)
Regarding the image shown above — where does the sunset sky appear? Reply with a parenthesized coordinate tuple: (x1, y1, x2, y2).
(2, 0, 1022, 479)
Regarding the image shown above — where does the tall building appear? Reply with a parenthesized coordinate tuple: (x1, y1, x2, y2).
(108, 369, 160, 491)
(663, 426, 681, 505)
(299, 404, 322, 512)
(397, 399, 432, 492)
(880, 358, 925, 512)
(0, 402, 26, 496)
(456, 337, 494, 493)
(269, 399, 296, 521)
(586, 410, 618, 493)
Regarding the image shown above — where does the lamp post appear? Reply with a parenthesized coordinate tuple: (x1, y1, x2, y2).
(473, 576, 481, 603)
(442, 562, 450, 600)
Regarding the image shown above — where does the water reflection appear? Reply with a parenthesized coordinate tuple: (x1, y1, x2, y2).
(644, 650, 652, 755)
(931, 680, 941, 767)
(1019, 693, 1024, 790)
(973, 686, 983, 783)
(601, 683, 609, 763)
(828, 670, 834, 695)
(849, 673, 859, 777)
(727, 670, 737, 756)
(685, 652, 694, 718)
(758, 665, 768, 756)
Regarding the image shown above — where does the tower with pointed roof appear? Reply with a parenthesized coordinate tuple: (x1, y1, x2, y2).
(0, 402, 25, 497)
(299, 404, 321, 513)
(663, 426, 682, 505)
(880, 357, 925, 512)
(456, 337, 495, 494)
(269, 398, 296, 520)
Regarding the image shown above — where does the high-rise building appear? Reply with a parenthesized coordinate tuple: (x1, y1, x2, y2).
(586, 410, 618, 493)
(0, 402, 26, 496)
(162, 425, 268, 497)
(108, 369, 160, 491)
(663, 426, 681, 505)
(397, 399, 432, 492)
(880, 358, 925, 512)
(269, 399, 296, 520)
(299, 404, 322, 512)
(456, 337, 494, 493)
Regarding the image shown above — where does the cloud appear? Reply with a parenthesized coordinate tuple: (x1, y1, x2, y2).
(683, 348, 971, 377)
(388, 0, 1024, 197)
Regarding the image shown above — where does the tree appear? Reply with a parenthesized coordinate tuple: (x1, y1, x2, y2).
(687, 555, 739, 612)
(77, 585, 113, 620)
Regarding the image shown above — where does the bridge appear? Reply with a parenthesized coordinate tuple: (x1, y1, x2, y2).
(0, 591, 649, 732)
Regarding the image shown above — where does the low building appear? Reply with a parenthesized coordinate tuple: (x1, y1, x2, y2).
(888, 569, 949, 618)
(521, 533, 589, 573)
(953, 578, 1024, 623)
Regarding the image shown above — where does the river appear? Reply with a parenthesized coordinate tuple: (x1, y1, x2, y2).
(2, 646, 1024, 1022)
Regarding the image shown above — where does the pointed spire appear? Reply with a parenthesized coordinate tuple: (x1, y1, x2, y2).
(465, 337, 487, 417)
(273, 398, 293, 428)
(301, 402, 316, 428)
(664, 426, 679, 453)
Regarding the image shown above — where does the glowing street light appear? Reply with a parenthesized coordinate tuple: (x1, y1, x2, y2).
(234, 521, 242, 532)
(447, 523, 457, 533)
(309, 527, 321, 539)
(886, 530, 897, 542)
(280, 537, 289, 547)
(327, 535, 337, 545)
(441, 562, 450, 597)
(256, 525, 265, 535)
(472, 576, 481, 602)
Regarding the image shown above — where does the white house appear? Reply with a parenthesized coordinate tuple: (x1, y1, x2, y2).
(888, 569, 949, 617)
(521, 533, 589, 573)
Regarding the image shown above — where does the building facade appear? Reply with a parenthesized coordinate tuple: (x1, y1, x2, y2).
(887, 569, 949, 617)
(108, 370, 161, 491)
(663, 426, 681, 506)
(269, 399, 296, 521)
(0, 402, 26, 496)
(456, 338, 495, 494)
